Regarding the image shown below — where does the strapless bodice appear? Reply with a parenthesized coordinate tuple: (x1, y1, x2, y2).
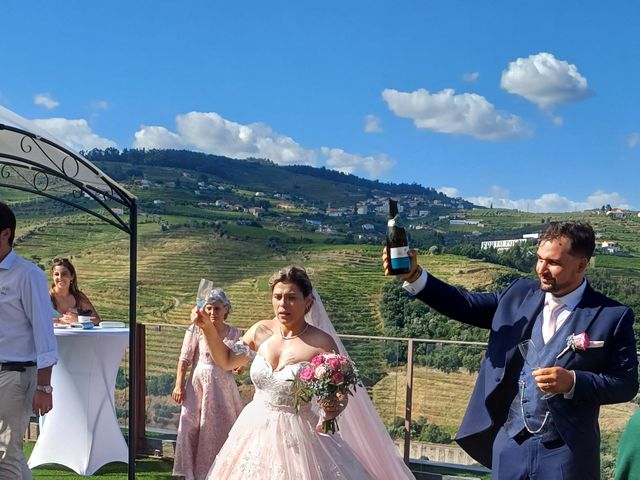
(250, 354, 310, 412)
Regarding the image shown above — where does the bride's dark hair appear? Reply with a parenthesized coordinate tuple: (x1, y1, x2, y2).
(268, 265, 313, 298)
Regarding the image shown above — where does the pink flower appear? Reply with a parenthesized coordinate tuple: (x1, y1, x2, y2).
(315, 364, 328, 379)
(572, 332, 590, 351)
(331, 372, 344, 384)
(311, 355, 324, 366)
(340, 359, 351, 374)
(327, 357, 341, 371)
(299, 366, 315, 382)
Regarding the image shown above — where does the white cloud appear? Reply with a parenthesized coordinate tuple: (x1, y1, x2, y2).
(489, 185, 510, 199)
(320, 147, 395, 178)
(551, 115, 564, 127)
(582, 190, 630, 210)
(135, 111, 317, 166)
(627, 132, 640, 149)
(134, 125, 185, 150)
(364, 114, 383, 133)
(466, 188, 630, 213)
(463, 71, 479, 82)
(34, 93, 59, 110)
(500, 52, 593, 109)
(382, 87, 530, 141)
(133, 111, 394, 178)
(91, 100, 109, 110)
(32, 118, 117, 151)
(437, 186, 461, 198)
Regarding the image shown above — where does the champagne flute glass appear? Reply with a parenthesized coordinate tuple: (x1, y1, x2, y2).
(517, 339, 555, 400)
(196, 278, 214, 309)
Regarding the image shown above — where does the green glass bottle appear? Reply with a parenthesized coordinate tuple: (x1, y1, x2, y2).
(386, 199, 411, 275)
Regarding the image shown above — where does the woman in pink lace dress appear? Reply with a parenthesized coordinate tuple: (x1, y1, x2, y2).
(172, 288, 244, 480)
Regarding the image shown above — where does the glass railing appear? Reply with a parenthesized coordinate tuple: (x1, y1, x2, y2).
(117, 323, 639, 475)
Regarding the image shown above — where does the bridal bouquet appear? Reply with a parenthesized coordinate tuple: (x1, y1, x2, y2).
(291, 352, 360, 434)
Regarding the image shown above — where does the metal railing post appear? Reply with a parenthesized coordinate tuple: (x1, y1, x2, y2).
(404, 338, 414, 465)
(134, 323, 146, 452)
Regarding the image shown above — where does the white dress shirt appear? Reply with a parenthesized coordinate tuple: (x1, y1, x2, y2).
(0, 250, 58, 368)
(543, 280, 587, 338)
(402, 268, 428, 295)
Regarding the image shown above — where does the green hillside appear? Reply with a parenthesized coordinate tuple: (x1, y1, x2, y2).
(85, 148, 472, 209)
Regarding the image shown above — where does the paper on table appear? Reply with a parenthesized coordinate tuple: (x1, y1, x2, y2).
(99, 321, 126, 328)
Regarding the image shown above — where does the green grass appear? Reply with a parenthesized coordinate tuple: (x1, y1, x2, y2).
(24, 442, 174, 479)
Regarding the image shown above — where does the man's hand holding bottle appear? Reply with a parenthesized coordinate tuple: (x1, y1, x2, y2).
(382, 247, 423, 283)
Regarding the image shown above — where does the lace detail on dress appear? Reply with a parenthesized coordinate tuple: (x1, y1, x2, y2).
(235, 447, 286, 479)
(230, 340, 256, 359)
(250, 355, 308, 411)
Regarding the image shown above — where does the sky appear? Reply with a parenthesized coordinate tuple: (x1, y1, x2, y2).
(2, 1, 639, 212)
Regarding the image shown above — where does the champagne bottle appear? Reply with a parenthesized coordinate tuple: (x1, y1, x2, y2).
(386, 199, 411, 275)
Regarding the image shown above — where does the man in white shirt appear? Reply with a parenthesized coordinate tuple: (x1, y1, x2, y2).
(0, 201, 58, 479)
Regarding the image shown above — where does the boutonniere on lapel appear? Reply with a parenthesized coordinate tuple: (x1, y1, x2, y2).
(557, 332, 605, 359)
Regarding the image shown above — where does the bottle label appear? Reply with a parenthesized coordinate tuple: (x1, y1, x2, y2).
(389, 246, 410, 270)
(388, 215, 402, 228)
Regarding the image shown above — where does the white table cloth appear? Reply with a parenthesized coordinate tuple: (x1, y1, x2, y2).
(29, 327, 129, 475)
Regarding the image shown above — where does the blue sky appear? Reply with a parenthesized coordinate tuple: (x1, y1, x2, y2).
(2, 1, 639, 212)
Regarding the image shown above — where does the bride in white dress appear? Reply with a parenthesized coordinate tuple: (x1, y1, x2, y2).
(195, 265, 414, 480)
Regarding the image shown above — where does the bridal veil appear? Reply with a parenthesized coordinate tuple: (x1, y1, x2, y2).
(305, 290, 416, 480)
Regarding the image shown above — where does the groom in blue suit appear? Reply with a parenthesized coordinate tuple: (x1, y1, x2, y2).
(384, 221, 638, 479)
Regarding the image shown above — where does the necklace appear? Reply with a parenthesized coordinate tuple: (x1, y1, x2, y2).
(280, 322, 309, 340)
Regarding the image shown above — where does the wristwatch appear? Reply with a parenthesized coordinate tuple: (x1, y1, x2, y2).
(36, 385, 53, 394)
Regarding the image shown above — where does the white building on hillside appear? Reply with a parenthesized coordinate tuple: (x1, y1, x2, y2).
(481, 238, 527, 251)
(600, 241, 621, 254)
(357, 204, 368, 215)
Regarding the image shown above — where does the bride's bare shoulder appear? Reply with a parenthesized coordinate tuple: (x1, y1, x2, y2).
(307, 325, 339, 353)
(243, 319, 277, 349)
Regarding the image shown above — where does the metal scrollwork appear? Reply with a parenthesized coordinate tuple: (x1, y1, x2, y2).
(1, 124, 135, 233)
(19, 135, 34, 154)
(32, 171, 50, 191)
(0, 164, 11, 179)
(60, 155, 81, 179)
(0, 164, 51, 192)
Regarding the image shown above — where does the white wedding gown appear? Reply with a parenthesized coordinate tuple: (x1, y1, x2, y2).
(206, 344, 374, 479)
(208, 291, 415, 479)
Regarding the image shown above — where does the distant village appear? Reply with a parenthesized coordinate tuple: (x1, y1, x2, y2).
(131, 176, 637, 255)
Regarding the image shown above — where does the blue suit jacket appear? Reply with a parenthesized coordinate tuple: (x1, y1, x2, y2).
(415, 275, 638, 469)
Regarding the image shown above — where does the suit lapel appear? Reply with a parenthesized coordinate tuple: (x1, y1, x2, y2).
(518, 287, 545, 333)
(505, 286, 545, 363)
(555, 283, 601, 368)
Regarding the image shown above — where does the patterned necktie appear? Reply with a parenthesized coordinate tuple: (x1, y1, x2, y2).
(543, 296, 564, 343)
